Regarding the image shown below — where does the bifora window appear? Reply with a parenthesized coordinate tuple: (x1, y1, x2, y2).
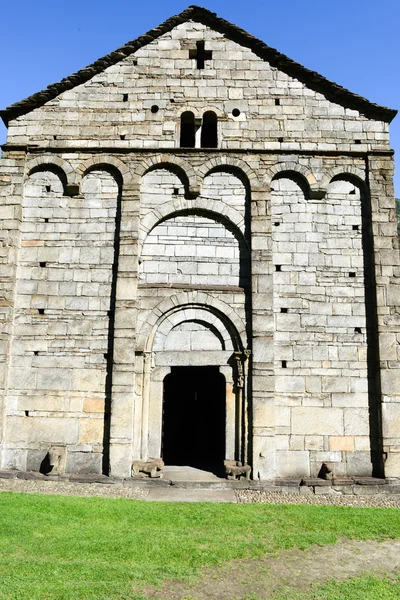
(180, 111, 218, 148)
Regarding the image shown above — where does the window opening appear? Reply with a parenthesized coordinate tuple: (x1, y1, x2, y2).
(189, 41, 212, 69)
(201, 111, 218, 148)
(180, 111, 196, 148)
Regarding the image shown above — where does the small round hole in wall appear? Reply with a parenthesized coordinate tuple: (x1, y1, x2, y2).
(232, 108, 241, 117)
(151, 105, 159, 113)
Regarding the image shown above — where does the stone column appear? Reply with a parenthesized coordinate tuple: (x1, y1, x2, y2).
(108, 182, 140, 478)
(367, 154, 400, 478)
(219, 365, 235, 461)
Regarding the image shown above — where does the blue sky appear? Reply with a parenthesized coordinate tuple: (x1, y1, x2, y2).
(1, 0, 399, 193)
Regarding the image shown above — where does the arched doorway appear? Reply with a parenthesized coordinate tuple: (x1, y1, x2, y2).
(162, 366, 226, 473)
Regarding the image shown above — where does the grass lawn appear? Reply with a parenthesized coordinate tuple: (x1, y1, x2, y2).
(1, 492, 400, 599)
(274, 575, 400, 600)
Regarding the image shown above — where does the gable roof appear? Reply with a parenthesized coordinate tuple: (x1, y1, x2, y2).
(1, 5, 397, 126)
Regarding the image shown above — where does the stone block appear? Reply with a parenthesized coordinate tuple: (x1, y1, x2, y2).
(252, 401, 274, 427)
(381, 370, 400, 397)
(329, 436, 355, 452)
(83, 398, 105, 413)
(292, 408, 344, 435)
(72, 369, 105, 393)
(108, 443, 132, 478)
(6, 416, 79, 444)
(379, 333, 397, 361)
(344, 408, 369, 436)
(275, 451, 310, 478)
(382, 403, 400, 439)
(252, 336, 273, 363)
(304, 436, 324, 451)
(346, 452, 372, 477)
(26, 449, 48, 472)
(2, 448, 27, 471)
(79, 417, 104, 444)
(385, 452, 400, 478)
(66, 451, 102, 474)
(252, 435, 276, 480)
(321, 376, 349, 393)
(37, 369, 71, 391)
(275, 375, 305, 393)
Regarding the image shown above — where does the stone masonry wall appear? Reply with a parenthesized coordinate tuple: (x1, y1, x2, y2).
(0, 16, 398, 479)
(2, 169, 118, 473)
(6, 22, 388, 153)
(271, 176, 369, 478)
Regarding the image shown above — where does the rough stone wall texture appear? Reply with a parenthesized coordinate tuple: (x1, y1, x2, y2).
(271, 176, 369, 477)
(3, 169, 118, 472)
(0, 18, 399, 479)
(6, 23, 389, 152)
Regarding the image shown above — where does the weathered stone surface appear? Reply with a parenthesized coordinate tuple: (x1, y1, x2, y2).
(0, 9, 398, 482)
(65, 452, 102, 475)
(292, 408, 344, 436)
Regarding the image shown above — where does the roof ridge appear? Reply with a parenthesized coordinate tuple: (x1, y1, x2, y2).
(1, 5, 397, 125)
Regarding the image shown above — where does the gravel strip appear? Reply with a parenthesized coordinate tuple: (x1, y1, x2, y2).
(237, 489, 400, 508)
(0, 478, 149, 500)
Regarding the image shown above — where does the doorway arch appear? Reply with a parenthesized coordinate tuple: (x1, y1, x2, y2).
(135, 300, 250, 473)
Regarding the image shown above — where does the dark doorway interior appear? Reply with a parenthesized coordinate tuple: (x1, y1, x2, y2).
(162, 366, 226, 474)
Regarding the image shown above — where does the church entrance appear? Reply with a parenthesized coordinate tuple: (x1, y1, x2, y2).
(162, 366, 226, 473)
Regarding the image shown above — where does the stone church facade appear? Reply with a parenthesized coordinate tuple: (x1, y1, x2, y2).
(0, 6, 399, 480)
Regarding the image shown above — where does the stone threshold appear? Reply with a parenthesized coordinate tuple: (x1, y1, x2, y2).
(1, 470, 400, 496)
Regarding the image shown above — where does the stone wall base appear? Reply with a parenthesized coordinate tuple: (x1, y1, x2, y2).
(1, 469, 400, 497)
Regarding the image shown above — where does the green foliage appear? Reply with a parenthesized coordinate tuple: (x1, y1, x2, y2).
(1, 493, 400, 599)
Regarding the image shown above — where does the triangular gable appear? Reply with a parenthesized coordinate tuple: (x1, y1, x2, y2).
(1, 5, 396, 125)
